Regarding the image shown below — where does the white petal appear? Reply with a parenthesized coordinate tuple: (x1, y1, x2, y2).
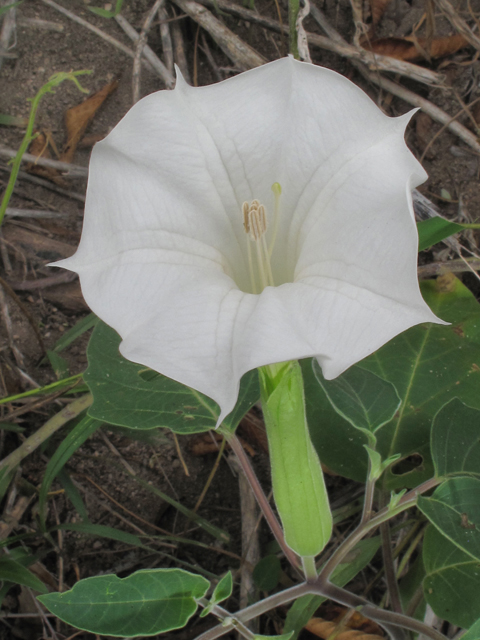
(56, 57, 445, 422)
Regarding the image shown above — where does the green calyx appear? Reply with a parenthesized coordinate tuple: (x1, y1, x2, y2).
(259, 361, 333, 558)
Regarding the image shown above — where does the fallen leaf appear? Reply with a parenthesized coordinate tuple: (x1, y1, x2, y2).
(41, 281, 89, 312)
(61, 79, 118, 163)
(363, 33, 469, 61)
(305, 617, 384, 640)
(369, 0, 391, 27)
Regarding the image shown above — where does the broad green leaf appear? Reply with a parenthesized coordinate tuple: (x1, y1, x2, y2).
(0, 557, 47, 593)
(417, 218, 465, 251)
(39, 568, 210, 637)
(305, 276, 480, 486)
(312, 361, 401, 439)
(200, 571, 232, 617)
(85, 322, 259, 434)
(39, 416, 101, 520)
(253, 555, 282, 591)
(283, 537, 380, 640)
(461, 617, 480, 640)
(431, 399, 480, 478)
(423, 525, 480, 628)
(418, 478, 480, 562)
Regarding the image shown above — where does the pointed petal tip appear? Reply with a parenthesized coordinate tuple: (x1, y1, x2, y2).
(174, 64, 189, 90)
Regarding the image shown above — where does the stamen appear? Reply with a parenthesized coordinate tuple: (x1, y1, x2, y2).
(242, 198, 274, 292)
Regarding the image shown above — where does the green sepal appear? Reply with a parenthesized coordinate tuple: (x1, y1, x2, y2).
(259, 361, 332, 557)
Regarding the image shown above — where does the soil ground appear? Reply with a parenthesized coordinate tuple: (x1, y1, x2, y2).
(1, 0, 480, 639)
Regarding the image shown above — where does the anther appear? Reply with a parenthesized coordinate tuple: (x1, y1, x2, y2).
(242, 200, 267, 242)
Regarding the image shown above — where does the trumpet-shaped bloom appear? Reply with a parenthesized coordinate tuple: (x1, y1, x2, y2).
(56, 57, 444, 423)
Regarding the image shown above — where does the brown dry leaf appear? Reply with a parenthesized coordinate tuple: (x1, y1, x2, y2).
(41, 281, 89, 312)
(61, 79, 118, 163)
(370, 0, 391, 27)
(2, 224, 77, 262)
(363, 33, 469, 61)
(305, 617, 384, 640)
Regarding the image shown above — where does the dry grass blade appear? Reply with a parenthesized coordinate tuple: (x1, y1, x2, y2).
(172, 0, 266, 70)
(364, 33, 469, 61)
(0, 145, 88, 179)
(133, 0, 167, 103)
(61, 79, 119, 163)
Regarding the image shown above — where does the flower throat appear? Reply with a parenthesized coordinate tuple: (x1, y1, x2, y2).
(242, 183, 281, 294)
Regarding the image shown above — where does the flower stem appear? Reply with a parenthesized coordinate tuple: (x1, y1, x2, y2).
(317, 476, 442, 584)
(288, 0, 300, 58)
(225, 432, 301, 573)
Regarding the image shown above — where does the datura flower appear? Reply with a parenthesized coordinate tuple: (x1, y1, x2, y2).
(55, 57, 443, 423)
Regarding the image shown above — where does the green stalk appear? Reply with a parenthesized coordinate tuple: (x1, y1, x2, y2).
(288, 0, 300, 58)
(0, 70, 91, 228)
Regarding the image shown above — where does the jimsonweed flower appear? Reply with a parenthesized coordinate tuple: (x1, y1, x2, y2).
(56, 57, 443, 422)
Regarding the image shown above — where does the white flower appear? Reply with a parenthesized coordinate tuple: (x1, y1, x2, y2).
(55, 57, 443, 423)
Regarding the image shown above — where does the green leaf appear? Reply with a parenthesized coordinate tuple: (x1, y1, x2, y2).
(39, 416, 102, 521)
(39, 568, 210, 637)
(46, 350, 70, 379)
(283, 537, 380, 640)
(311, 361, 400, 440)
(85, 322, 259, 434)
(418, 477, 480, 562)
(461, 617, 480, 640)
(252, 555, 281, 591)
(359, 277, 480, 488)
(200, 571, 232, 617)
(423, 525, 480, 628)
(431, 399, 480, 478)
(56, 522, 144, 547)
(0, 557, 47, 593)
(417, 218, 465, 251)
(57, 468, 89, 521)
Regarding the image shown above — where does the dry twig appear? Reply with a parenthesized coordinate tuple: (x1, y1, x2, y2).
(0, 146, 88, 179)
(133, 0, 169, 103)
(434, 0, 480, 52)
(172, 0, 266, 70)
(159, 6, 175, 76)
(196, 0, 444, 86)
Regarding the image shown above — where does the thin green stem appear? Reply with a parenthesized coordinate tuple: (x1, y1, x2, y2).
(301, 556, 317, 582)
(288, 0, 300, 58)
(0, 71, 90, 228)
(317, 476, 442, 584)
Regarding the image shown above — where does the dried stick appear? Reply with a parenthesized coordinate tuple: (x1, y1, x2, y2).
(434, 0, 480, 52)
(132, 0, 168, 103)
(309, 5, 480, 155)
(196, 0, 444, 86)
(40, 0, 169, 84)
(0, 394, 93, 478)
(380, 521, 403, 614)
(171, 14, 191, 83)
(0, 145, 88, 179)
(159, 7, 175, 76)
(115, 13, 175, 90)
(418, 258, 480, 278)
(0, 0, 16, 71)
(171, 0, 266, 70)
(4, 208, 66, 219)
(4, 168, 86, 202)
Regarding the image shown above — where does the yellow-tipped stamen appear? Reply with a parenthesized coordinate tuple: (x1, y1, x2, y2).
(242, 198, 275, 292)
